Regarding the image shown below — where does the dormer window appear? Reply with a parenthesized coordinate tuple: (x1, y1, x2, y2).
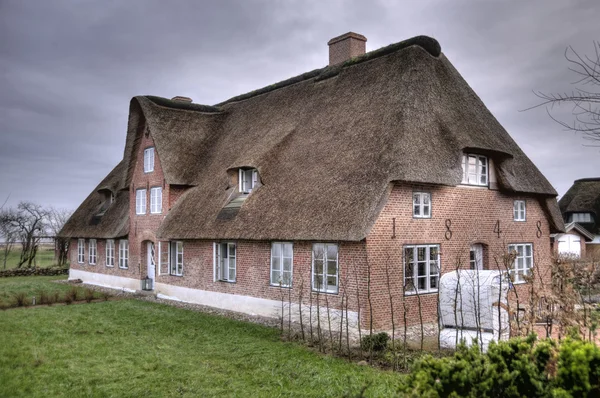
(461, 154, 488, 186)
(239, 168, 258, 194)
(570, 213, 593, 223)
(144, 147, 155, 173)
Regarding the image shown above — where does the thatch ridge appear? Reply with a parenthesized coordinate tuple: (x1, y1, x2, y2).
(216, 35, 441, 106)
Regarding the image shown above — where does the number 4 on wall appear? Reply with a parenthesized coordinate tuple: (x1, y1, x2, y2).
(493, 220, 502, 238)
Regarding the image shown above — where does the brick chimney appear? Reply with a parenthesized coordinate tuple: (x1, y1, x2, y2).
(327, 32, 367, 66)
(171, 96, 193, 102)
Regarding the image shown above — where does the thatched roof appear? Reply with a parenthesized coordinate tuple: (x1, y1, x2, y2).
(559, 178, 600, 235)
(64, 35, 563, 240)
(59, 161, 129, 239)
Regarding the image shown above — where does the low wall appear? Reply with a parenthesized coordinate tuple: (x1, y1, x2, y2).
(0, 267, 69, 278)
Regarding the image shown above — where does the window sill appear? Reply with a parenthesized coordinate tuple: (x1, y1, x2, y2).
(458, 184, 489, 189)
(150, 211, 162, 215)
(311, 289, 338, 295)
(404, 290, 438, 296)
(413, 216, 432, 219)
(167, 274, 184, 277)
(218, 279, 236, 283)
(514, 219, 526, 222)
(270, 283, 292, 289)
(105, 265, 114, 268)
(119, 266, 129, 270)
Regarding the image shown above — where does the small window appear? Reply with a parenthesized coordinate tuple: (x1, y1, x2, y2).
(170, 241, 183, 276)
(312, 243, 338, 293)
(570, 213, 593, 223)
(144, 147, 154, 173)
(404, 245, 440, 295)
(470, 244, 483, 270)
(88, 239, 97, 265)
(110, 192, 115, 204)
(215, 242, 236, 282)
(119, 240, 129, 269)
(150, 187, 162, 214)
(106, 240, 115, 267)
(271, 242, 293, 287)
(514, 200, 526, 221)
(413, 192, 431, 218)
(136, 189, 147, 215)
(508, 243, 533, 283)
(77, 239, 85, 264)
(461, 154, 488, 186)
(239, 168, 258, 194)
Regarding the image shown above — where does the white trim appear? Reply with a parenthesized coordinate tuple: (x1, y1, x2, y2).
(69, 268, 138, 292)
(311, 243, 339, 294)
(270, 242, 294, 287)
(77, 238, 85, 264)
(150, 187, 162, 214)
(513, 200, 526, 221)
(413, 192, 431, 218)
(403, 244, 440, 295)
(136, 189, 147, 215)
(461, 153, 488, 186)
(119, 239, 129, 269)
(213, 242, 217, 282)
(508, 243, 533, 283)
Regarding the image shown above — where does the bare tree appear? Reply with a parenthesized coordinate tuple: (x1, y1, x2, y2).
(0, 202, 50, 268)
(47, 207, 72, 266)
(0, 214, 18, 269)
(529, 42, 600, 142)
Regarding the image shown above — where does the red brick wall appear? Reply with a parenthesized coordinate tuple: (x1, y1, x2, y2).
(363, 182, 554, 330)
(68, 238, 138, 279)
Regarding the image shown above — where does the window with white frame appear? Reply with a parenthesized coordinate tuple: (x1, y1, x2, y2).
(470, 244, 483, 270)
(461, 154, 488, 186)
(168, 241, 184, 276)
(150, 187, 162, 214)
(119, 240, 129, 269)
(570, 213, 593, 223)
(144, 147, 154, 173)
(215, 242, 236, 282)
(136, 189, 147, 215)
(413, 192, 431, 218)
(508, 243, 533, 283)
(404, 245, 440, 294)
(106, 240, 115, 267)
(514, 200, 526, 221)
(312, 243, 338, 293)
(239, 168, 258, 194)
(77, 239, 85, 264)
(271, 242, 293, 287)
(88, 239, 97, 265)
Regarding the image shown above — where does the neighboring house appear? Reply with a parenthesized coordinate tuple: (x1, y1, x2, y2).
(556, 178, 600, 258)
(60, 33, 564, 333)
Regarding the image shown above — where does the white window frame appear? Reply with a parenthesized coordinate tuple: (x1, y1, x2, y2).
(239, 168, 258, 194)
(508, 243, 533, 284)
(150, 187, 162, 214)
(144, 147, 154, 173)
(136, 189, 147, 215)
(513, 200, 526, 221)
(77, 239, 85, 264)
(214, 242, 236, 282)
(571, 213, 593, 223)
(403, 244, 440, 295)
(88, 239, 97, 265)
(119, 240, 129, 269)
(470, 244, 483, 270)
(270, 242, 293, 287)
(106, 239, 115, 267)
(461, 154, 488, 186)
(413, 192, 431, 218)
(312, 243, 338, 294)
(169, 241, 183, 276)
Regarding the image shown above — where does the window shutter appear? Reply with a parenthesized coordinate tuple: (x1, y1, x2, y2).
(252, 170, 258, 187)
(159, 241, 170, 275)
(238, 169, 243, 193)
(213, 242, 218, 281)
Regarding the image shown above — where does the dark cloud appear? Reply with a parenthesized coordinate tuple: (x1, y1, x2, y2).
(1, 0, 599, 210)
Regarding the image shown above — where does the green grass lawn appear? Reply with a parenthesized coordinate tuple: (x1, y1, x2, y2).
(0, 275, 71, 306)
(1, 245, 57, 269)
(0, 298, 401, 397)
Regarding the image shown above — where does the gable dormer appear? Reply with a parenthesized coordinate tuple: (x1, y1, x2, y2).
(238, 168, 259, 194)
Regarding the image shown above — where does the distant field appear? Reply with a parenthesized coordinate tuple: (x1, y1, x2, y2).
(0, 245, 57, 270)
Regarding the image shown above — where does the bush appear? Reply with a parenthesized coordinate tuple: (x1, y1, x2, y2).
(101, 291, 111, 301)
(361, 332, 390, 352)
(66, 287, 79, 302)
(12, 292, 29, 307)
(64, 294, 73, 305)
(398, 334, 600, 397)
(37, 290, 49, 305)
(84, 288, 95, 303)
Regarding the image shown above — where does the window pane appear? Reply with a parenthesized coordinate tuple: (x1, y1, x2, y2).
(430, 276, 438, 289)
(423, 193, 430, 205)
(417, 247, 426, 261)
(525, 244, 531, 257)
(314, 259, 323, 274)
(229, 262, 235, 281)
(327, 260, 337, 275)
(413, 194, 420, 205)
(272, 270, 281, 284)
(414, 204, 420, 216)
(327, 276, 337, 290)
(283, 243, 292, 258)
(423, 205, 430, 216)
(314, 275, 323, 289)
(314, 244, 324, 259)
(404, 248, 413, 264)
(272, 243, 281, 258)
(418, 277, 427, 290)
(272, 256, 281, 272)
(283, 257, 292, 272)
(418, 263, 426, 277)
(430, 246, 438, 260)
(430, 261, 439, 275)
(326, 245, 337, 261)
(283, 271, 292, 286)
(229, 243, 235, 257)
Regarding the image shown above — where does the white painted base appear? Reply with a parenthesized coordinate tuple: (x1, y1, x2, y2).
(155, 282, 359, 332)
(69, 268, 138, 292)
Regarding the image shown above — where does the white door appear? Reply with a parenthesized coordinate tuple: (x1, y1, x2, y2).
(147, 242, 155, 289)
(470, 244, 483, 270)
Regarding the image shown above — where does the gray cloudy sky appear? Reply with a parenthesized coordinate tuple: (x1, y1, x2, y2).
(1, 0, 599, 211)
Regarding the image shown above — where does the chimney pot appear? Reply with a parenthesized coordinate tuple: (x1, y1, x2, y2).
(327, 32, 367, 66)
(171, 96, 193, 103)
